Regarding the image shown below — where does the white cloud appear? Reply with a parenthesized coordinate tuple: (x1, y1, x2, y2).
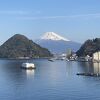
(0, 10, 42, 16)
(18, 13, 100, 20)
(0, 10, 28, 15)
(1, 11, 100, 20)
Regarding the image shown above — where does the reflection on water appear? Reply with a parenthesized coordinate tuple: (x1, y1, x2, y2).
(24, 69, 35, 77)
(66, 62, 72, 76)
(77, 62, 100, 74)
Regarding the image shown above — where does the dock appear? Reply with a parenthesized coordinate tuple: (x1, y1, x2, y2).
(76, 72, 100, 77)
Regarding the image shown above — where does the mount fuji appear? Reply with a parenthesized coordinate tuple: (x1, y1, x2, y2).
(35, 32, 81, 54)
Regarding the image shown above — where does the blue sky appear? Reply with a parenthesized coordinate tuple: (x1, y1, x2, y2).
(0, 0, 100, 44)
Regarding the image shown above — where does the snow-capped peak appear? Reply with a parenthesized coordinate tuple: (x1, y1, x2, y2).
(41, 32, 70, 41)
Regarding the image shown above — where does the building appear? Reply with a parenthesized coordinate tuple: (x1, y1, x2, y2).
(93, 51, 100, 62)
(66, 48, 72, 59)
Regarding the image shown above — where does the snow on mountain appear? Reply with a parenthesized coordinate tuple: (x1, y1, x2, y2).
(35, 32, 81, 54)
(41, 32, 70, 41)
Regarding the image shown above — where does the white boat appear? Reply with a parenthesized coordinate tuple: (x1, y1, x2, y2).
(21, 63, 36, 69)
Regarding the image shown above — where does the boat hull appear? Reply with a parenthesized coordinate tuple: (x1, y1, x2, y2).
(21, 63, 36, 69)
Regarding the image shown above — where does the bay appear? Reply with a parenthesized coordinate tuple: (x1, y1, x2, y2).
(0, 59, 100, 100)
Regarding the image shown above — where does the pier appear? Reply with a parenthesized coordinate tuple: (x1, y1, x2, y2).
(76, 73, 100, 77)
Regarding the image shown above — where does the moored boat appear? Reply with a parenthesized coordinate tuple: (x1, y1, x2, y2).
(21, 63, 36, 69)
(48, 58, 55, 62)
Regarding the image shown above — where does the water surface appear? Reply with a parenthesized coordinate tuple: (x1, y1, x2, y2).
(0, 59, 100, 100)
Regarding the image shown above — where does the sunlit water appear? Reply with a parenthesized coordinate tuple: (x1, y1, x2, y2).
(0, 59, 100, 100)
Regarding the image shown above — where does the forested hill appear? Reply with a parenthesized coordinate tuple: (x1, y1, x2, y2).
(0, 34, 52, 58)
(76, 38, 100, 57)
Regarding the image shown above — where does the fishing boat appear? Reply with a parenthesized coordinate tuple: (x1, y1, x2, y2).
(21, 63, 36, 69)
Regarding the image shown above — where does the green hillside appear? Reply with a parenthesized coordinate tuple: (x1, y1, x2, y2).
(76, 38, 100, 57)
(0, 34, 52, 58)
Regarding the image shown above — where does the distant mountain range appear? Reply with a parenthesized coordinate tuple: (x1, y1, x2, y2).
(0, 34, 52, 58)
(36, 32, 81, 54)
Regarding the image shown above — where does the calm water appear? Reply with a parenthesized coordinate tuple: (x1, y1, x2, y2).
(0, 59, 100, 100)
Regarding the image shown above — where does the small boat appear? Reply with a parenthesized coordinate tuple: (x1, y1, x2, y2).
(76, 72, 100, 77)
(48, 58, 55, 62)
(21, 63, 36, 69)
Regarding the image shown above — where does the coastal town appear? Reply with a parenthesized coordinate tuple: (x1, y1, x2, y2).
(49, 49, 100, 63)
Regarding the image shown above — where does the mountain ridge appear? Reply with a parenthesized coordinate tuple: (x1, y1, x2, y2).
(36, 32, 81, 54)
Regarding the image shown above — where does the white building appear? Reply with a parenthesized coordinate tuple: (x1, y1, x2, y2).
(93, 63, 100, 74)
(93, 51, 100, 62)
